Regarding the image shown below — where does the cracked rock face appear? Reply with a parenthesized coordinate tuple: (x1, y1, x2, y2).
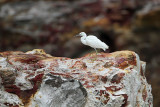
(0, 49, 153, 107)
(30, 74, 87, 107)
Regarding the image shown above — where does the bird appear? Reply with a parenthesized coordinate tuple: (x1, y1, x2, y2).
(76, 32, 109, 54)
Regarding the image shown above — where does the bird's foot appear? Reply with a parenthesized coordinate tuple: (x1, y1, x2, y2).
(90, 53, 99, 61)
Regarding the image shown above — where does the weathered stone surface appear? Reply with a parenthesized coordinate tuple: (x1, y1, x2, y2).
(30, 74, 87, 107)
(0, 49, 153, 107)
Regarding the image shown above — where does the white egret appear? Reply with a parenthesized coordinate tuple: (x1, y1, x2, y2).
(76, 32, 109, 54)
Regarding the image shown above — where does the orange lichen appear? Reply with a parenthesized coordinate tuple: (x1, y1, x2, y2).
(104, 61, 114, 68)
(71, 61, 87, 69)
(142, 86, 147, 101)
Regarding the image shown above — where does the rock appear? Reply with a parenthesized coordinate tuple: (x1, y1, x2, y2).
(0, 49, 153, 107)
(30, 74, 87, 107)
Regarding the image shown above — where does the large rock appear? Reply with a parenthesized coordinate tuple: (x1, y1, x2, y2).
(0, 49, 153, 107)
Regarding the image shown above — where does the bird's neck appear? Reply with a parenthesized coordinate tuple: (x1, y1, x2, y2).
(81, 35, 87, 45)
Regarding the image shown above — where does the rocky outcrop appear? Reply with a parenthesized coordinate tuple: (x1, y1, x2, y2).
(0, 49, 153, 107)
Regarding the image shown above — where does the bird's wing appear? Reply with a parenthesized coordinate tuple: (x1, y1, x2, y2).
(86, 36, 100, 42)
(86, 36, 104, 48)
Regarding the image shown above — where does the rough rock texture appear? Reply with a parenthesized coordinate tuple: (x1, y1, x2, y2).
(0, 49, 153, 107)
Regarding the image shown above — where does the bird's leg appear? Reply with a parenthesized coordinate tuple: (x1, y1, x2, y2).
(6, 56, 9, 67)
(94, 48, 98, 55)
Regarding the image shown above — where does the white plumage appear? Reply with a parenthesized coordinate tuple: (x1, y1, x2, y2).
(76, 32, 109, 53)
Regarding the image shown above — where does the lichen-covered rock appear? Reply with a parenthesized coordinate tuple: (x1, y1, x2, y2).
(0, 49, 153, 107)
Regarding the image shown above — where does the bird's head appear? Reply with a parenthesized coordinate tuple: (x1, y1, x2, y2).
(76, 32, 87, 37)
